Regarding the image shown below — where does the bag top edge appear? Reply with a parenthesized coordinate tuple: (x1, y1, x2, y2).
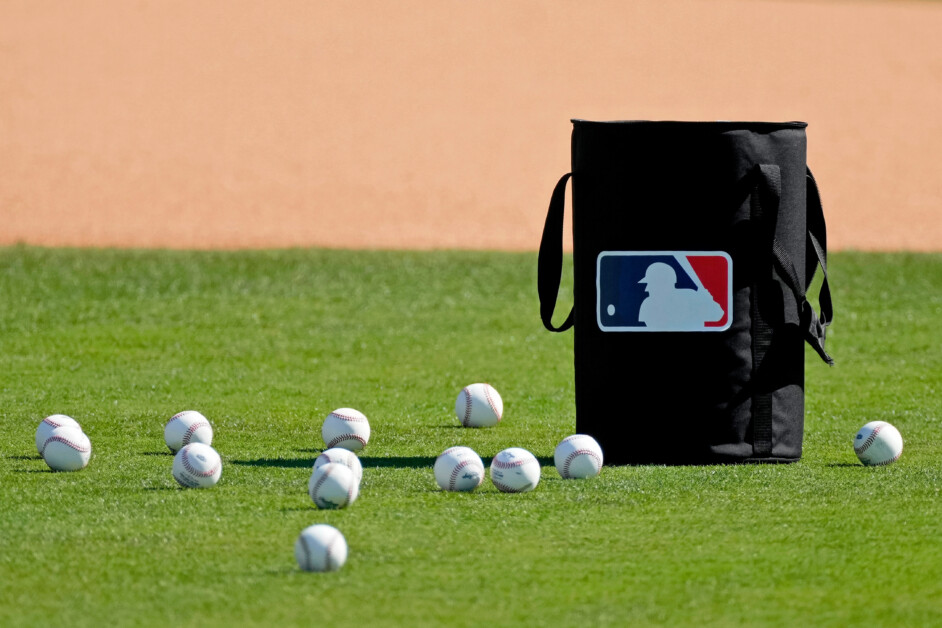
(570, 119, 808, 130)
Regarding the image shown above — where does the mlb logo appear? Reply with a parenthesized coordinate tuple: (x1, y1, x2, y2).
(597, 251, 733, 332)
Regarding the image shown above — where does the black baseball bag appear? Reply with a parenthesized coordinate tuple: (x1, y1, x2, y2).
(538, 120, 833, 465)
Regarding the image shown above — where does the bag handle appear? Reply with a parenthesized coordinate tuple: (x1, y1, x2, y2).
(760, 166, 834, 365)
(802, 168, 834, 364)
(538, 173, 574, 332)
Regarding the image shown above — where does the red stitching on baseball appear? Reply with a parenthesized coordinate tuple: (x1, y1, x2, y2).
(182, 421, 209, 446)
(328, 434, 367, 449)
(41, 435, 90, 456)
(43, 417, 70, 429)
(483, 384, 501, 421)
(331, 412, 367, 423)
(854, 424, 883, 455)
(181, 448, 219, 478)
(462, 388, 472, 427)
(492, 479, 531, 493)
(873, 450, 902, 466)
(449, 458, 479, 491)
(563, 449, 602, 478)
(492, 457, 535, 469)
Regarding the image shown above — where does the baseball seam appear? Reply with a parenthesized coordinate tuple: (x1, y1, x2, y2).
(483, 384, 501, 421)
(299, 534, 314, 571)
(492, 457, 535, 469)
(331, 412, 367, 423)
(41, 435, 90, 456)
(181, 448, 219, 478)
(462, 388, 472, 427)
(324, 532, 341, 571)
(312, 466, 343, 508)
(43, 417, 69, 429)
(872, 450, 903, 466)
(563, 449, 602, 478)
(181, 421, 210, 446)
(449, 459, 476, 491)
(327, 434, 367, 449)
(854, 424, 883, 455)
(493, 478, 530, 493)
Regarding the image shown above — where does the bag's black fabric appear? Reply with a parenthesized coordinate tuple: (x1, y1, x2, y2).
(539, 120, 833, 465)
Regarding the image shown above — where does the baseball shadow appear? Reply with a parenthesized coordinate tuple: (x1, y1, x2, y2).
(140, 451, 173, 456)
(359, 456, 436, 469)
(8, 454, 41, 460)
(825, 462, 864, 468)
(230, 457, 314, 469)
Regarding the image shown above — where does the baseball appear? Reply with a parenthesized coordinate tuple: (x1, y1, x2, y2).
(35, 414, 82, 455)
(434, 446, 485, 492)
(554, 434, 604, 479)
(490, 447, 541, 493)
(295, 524, 348, 572)
(172, 443, 222, 488)
(321, 408, 370, 451)
(164, 410, 213, 453)
(854, 421, 903, 466)
(313, 447, 364, 484)
(41, 426, 92, 472)
(308, 462, 359, 509)
(455, 383, 503, 428)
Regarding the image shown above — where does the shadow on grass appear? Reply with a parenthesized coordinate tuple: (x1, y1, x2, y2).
(141, 451, 172, 457)
(231, 455, 554, 469)
(7, 454, 41, 461)
(826, 462, 864, 468)
(231, 457, 314, 469)
(231, 455, 439, 469)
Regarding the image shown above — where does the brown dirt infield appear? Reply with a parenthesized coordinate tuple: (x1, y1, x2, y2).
(2, 0, 940, 251)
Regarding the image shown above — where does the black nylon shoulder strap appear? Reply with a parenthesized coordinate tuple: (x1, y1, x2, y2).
(803, 168, 834, 365)
(538, 173, 574, 332)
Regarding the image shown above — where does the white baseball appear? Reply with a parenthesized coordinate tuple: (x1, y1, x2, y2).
(434, 446, 485, 492)
(41, 426, 92, 472)
(308, 462, 359, 509)
(854, 421, 903, 466)
(554, 434, 604, 479)
(164, 410, 213, 453)
(295, 524, 348, 572)
(172, 443, 222, 488)
(321, 408, 370, 451)
(490, 447, 541, 493)
(455, 383, 503, 428)
(35, 414, 82, 454)
(313, 448, 364, 484)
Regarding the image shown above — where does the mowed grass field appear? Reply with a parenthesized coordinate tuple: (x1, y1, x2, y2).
(1, 247, 940, 627)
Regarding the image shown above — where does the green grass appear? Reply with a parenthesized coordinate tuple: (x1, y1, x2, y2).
(0, 247, 940, 627)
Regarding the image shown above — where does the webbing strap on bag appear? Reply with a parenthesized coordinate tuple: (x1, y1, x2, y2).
(804, 168, 834, 365)
(751, 164, 781, 457)
(538, 173, 574, 332)
(762, 167, 835, 366)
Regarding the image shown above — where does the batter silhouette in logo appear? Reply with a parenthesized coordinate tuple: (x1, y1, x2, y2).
(637, 262, 724, 330)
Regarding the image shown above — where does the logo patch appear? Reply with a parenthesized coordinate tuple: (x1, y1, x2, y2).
(597, 251, 732, 332)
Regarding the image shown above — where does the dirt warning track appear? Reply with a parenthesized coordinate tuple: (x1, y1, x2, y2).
(2, 0, 940, 251)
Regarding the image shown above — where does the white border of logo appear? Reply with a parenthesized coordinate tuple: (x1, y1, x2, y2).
(596, 251, 733, 332)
